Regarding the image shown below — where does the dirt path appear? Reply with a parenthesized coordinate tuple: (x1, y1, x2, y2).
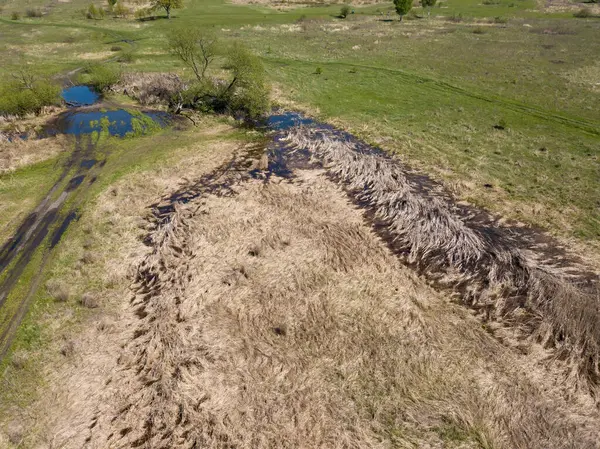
(0, 135, 105, 356)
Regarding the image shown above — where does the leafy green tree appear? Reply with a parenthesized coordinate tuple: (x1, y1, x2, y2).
(421, 0, 436, 17)
(340, 5, 350, 18)
(168, 28, 216, 81)
(152, 0, 182, 19)
(393, 0, 412, 21)
(221, 43, 269, 119)
(107, 0, 117, 10)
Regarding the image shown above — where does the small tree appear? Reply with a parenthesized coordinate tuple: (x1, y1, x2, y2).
(393, 0, 412, 21)
(107, 0, 117, 10)
(152, 0, 182, 19)
(168, 28, 216, 81)
(421, 0, 436, 17)
(340, 5, 351, 18)
(221, 43, 269, 119)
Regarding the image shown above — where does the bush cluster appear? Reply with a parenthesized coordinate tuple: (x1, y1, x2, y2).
(0, 78, 61, 117)
(134, 7, 153, 20)
(574, 7, 592, 17)
(79, 63, 120, 92)
(112, 2, 131, 18)
(25, 8, 43, 17)
(86, 3, 105, 19)
(167, 32, 270, 120)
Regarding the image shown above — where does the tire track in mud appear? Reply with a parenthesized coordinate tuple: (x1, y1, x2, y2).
(0, 135, 104, 357)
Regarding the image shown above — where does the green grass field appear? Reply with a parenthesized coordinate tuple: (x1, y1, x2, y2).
(3, 0, 597, 240)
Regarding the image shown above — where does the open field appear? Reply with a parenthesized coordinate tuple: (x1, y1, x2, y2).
(0, 0, 599, 446)
(2, 121, 600, 447)
(0, 0, 598, 241)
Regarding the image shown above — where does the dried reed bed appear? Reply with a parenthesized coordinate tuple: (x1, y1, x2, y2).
(283, 126, 600, 390)
(116, 72, 186, 106)
(0, 135, 68, 173)
(89, 172, 599, 449)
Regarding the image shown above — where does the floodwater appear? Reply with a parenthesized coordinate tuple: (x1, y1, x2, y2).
(266, 112, 317, 131)
(61, 85, 100, 106)
(55, 85, 169, 137)
(45, 109, 169, 138)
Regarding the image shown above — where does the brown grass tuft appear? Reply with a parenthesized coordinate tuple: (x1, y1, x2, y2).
(45, 279, 70, 302)
(60, 340, 75, 357)
(10, 351, 29, 369)
(80, 251, 97, 265)
(79, 292, 99, 309)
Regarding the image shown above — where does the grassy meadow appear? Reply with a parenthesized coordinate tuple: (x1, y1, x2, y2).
(2, 0, 597, 240)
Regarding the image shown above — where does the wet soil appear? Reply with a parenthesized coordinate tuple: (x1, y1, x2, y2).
(0, 89, 169, 357)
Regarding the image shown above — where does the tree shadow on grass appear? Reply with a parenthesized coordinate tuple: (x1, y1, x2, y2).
(137, 15, 173, 22)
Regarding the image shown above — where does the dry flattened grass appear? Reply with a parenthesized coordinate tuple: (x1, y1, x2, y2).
(0, 135, 68, 174)
(284, 127, 600, 390)
(81, 172, 600, 448)
(116, 72, 186, 106)
(0, 127, 244, 447)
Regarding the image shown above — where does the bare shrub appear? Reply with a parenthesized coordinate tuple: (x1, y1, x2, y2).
(80, 292, 99, 308)
(46, 279, 70, 302)
(116, 72, 186, 106)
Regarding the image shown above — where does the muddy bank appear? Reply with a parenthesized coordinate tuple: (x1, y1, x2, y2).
(0, 90, 171, 357)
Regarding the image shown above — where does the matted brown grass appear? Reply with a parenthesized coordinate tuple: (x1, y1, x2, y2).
(0, 124, 243, 447)
(24, 164, 599, 448)
(2, 120, 600, 447)
(284, 126, 600, 390)
(0, 135, 68, 174)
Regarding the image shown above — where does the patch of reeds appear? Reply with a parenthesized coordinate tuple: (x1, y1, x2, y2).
(283, 126, 600, 388)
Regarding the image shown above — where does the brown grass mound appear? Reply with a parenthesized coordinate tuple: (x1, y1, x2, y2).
(284, 126, 600, 390)
(116, 72, 186, 106)
(79, 170, 599, 448)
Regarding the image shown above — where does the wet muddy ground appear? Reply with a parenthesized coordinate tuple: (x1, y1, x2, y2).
(0, 87, 169, 356)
